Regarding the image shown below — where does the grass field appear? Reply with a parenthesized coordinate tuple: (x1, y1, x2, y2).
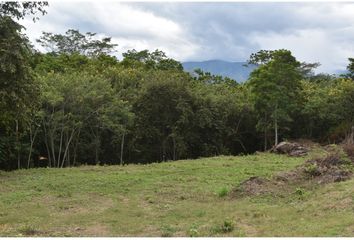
(1, 147, 354, 237)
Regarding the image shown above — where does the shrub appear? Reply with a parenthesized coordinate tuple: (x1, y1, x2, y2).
(211, 220, 234, 234)
(221, 220, 234, 233)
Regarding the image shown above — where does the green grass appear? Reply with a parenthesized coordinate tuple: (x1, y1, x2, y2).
(0, 149, 354, 236)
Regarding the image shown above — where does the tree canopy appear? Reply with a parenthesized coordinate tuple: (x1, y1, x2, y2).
(1, 2, 354, 170)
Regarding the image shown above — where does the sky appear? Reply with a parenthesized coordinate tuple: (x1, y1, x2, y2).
(20, 1, 354, 73)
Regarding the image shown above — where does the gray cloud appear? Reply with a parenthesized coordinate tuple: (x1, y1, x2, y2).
(21, 2, 354, 73)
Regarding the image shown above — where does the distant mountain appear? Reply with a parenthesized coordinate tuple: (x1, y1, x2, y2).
(334, 69, 349, 76)
(182, 60, 257, 82)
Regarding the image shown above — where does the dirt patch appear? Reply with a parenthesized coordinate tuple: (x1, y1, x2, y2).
(232, 177, 273, 196)
(231, 154, 353, 198)
(76, 224, 111, 236)
(323, 197, 353, 210)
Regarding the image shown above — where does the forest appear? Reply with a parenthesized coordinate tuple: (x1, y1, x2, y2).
(1, 2, 354, 171)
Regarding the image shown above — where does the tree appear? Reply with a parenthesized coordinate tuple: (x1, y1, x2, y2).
(248, 49, 302, 148)
(132, 71, 195, 162)
(121, 49, 183, 71)
(0, 2, 48, 20)
(0, 1, 48, 169)
(346, 58, 354, 80)
(37, 29, 118, 57)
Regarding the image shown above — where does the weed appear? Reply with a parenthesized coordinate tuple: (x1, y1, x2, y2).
(161, 226, 175, 237)
(211, 220, 234, 234)
(217, 187, 229, 198)
(196, 210, 206, 217)
(145, 196, 154, 203)
(295, 187, 306, 196)
(304, 163, 321, 177)
(18, 225, 40, 236)
(221, 220, 234, 233)
(188, 225, 199, 237)
(57, 191, 72, 198)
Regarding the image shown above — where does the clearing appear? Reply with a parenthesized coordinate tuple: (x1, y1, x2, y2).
(0, 143, 354, 237)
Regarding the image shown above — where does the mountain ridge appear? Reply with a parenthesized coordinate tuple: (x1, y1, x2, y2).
(182, 59, 256, 82)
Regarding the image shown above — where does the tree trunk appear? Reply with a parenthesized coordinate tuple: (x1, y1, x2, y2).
(15, 119, 20, 169)
(27, 126, 39, 169)
(61, 129, 75, 168)
(172, 136, 176, 161)
(274, 105, 278, 146)
(73, 128, 81, 167)
(264, 128, 267, 151)
(57, 126, 64, 167)
(120, 132, 125, 166)
(43, 124, 51, 167)
(91, 126, 100, 165)
(162, 138, 167, 162)
(275, 117, 278, 146)
(50, 131, 56, 167)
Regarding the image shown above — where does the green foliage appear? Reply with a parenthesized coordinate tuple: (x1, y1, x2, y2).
(36, 29, 118, 57)
(160, 225, 175, 237)
(121, 49, 183, 71)
(17, 225, 39, 236)
(248, 49, 302, 147)
(211, 220, 234, 234)
(0, 2, 48, 21)
(304, 163, 321, 177)
(0, 16, 38, 127)
(1, 10, 354, 170)
(187, 226, 199, 237)
(295, 187, 306, 196)
(217, 187, 229, 197)
(0, 153, 311, 236)
(346, 58, 354, 80)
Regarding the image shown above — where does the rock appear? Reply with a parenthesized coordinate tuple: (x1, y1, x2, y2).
(272, 141, 308, 157)
(289, 149, 308, 157)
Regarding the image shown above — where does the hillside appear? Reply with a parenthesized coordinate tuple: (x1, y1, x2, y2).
(1, 144, 354, 237)
(182, 60, 257, 82)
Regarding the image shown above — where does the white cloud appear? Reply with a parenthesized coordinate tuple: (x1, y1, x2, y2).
(20, 2, 199, 60)
(249, 29, 351, 73)
(19, 2, 354, 73)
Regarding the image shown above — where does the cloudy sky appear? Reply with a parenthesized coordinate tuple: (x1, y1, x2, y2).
(21, 1, 354, 73)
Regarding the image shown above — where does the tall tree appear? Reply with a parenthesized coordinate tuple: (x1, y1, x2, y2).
(0, 1, 48, 169)
(37, 29, 118, 57)
(248, 49, 302, 148)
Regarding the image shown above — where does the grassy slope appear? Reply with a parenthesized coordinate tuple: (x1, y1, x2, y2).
(0, 149, 353, 237)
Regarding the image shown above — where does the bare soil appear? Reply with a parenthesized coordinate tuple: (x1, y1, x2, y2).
(231, 151, 353, 198)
